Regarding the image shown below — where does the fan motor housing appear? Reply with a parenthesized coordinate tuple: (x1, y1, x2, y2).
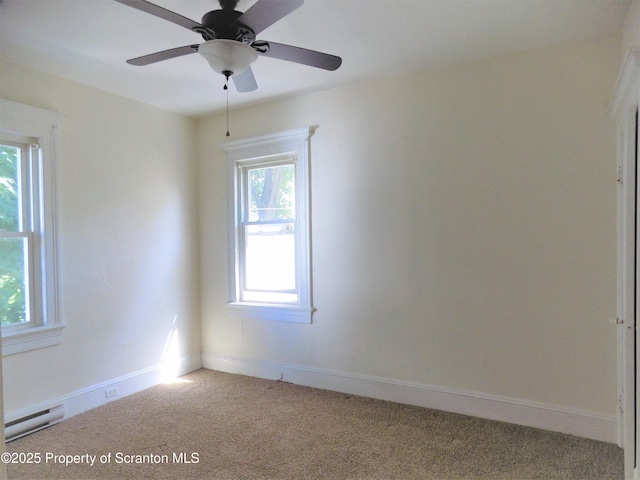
(201, 10, 256, 43)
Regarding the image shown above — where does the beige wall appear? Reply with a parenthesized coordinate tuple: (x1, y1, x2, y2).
(0, 60, 201, 414)
(198, 35, 621, 415)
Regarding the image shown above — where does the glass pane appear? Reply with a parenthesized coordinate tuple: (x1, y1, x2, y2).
(0, 237, 30, 326)
(247, 164, 295, 221)
(0, 144, 21, 232)
(244, 223, 295, 292)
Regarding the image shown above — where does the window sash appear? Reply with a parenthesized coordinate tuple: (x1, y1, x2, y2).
(1, 138, 40, 332)
(0, 233, 36, 331)
(240, 221, 297, 294)
(240, 161, 296, 222)
(1, 140, 31, 234)
(239, 159, 299, 300)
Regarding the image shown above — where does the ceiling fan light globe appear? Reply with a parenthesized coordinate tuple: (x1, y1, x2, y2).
(199, 39, 258, 76)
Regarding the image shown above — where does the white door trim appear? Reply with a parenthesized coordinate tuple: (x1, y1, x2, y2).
(610, 47, 640, 480)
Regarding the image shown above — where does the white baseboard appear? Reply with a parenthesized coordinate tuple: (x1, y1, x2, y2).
(5, 354, 202, 425)
(201, 352, 617, 444)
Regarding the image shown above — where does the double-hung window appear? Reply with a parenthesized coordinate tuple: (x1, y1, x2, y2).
(1, 138, 38, 329)
(0, 99, 64, 355)
(241, 160, 297, 303)
(223, 127, 314, 323)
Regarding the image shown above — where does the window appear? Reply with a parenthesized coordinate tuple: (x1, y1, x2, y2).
(1, 138, 38, 329)
(0, 99, 64, 355)
(222, 127, 314, 323)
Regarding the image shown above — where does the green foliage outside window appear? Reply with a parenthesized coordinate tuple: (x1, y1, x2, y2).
(0, 144, 27, 326)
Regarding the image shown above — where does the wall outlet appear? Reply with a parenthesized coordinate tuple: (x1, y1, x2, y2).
(105, 386, 119, 399)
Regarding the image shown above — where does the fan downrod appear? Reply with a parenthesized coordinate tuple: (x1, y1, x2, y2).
(218, 0, 239, 10)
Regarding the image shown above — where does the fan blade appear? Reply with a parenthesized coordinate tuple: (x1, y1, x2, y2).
(233, 0, 303, 35)
(232, 66, 258, 92)
(126, 45, 199, 66)
(256, 41, 342, 71)
(114, 0, 204, 32)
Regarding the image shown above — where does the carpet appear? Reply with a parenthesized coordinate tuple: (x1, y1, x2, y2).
(6, 369, 624, 479)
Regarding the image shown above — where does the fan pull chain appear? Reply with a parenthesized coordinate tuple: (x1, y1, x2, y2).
(224, 76, 230, 137)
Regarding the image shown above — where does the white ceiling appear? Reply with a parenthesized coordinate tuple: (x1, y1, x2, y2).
(0, 0, 631, 117)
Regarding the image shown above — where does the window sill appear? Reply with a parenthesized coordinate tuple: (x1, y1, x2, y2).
(227, 302, 313, 323)
(2, 324, 66, 356)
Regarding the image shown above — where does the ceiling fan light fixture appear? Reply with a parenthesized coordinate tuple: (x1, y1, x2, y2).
(199, 39, 258, 76)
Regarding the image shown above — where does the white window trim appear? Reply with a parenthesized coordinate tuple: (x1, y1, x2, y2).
(222, 127, 314, 323)
(0, 99, 65, 355)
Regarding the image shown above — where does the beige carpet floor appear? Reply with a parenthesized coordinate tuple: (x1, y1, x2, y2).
(6, 369, 624, 479)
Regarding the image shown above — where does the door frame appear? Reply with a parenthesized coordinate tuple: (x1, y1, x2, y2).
(611, 47, 640, 480)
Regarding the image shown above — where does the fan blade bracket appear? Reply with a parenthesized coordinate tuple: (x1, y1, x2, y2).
(236, 24, 256, 44)
(192, 25, 217, 41)
(251, 40, 270, 54)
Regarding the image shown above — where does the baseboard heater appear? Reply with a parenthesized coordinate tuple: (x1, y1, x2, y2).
(5, 405, 64, 442)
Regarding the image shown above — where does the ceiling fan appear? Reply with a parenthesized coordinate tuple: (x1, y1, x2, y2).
(114, 0, 343, 93)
